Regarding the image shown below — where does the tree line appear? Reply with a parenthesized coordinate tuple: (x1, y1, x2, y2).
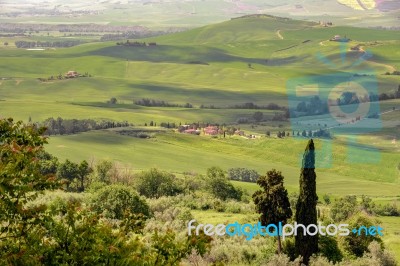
(135, 98, 193, 108)
(230, 102, 285, 110)
(39, 117, 130, 135)
(15, 40, 83, 48)
(294, 86, 400, 118)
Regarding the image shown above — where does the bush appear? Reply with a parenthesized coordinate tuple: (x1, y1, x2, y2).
(90, 185, 150, 219)
(366, 241, 397, 266)
(206, 167, 242, 201)
(330, 195, 357, 222)
(340, 213, 382, 258)
(136, 168, 182, 198)
(318, 235, 343, 263)
(228, 167, 260, 182)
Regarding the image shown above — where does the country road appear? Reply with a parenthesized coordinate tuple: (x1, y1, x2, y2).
(276, 30, 283, 40)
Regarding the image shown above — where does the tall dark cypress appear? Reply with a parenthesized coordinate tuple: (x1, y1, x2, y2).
(295, 139, 318, 265)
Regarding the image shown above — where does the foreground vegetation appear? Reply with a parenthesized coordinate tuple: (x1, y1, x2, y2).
(1, 118, 399, 265)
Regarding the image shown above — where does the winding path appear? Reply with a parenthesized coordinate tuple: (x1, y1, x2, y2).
(276, 30, 283, 40)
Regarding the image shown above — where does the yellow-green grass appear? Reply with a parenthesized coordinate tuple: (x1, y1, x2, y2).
(191, 210, 258, 225)
(380, 216, 400, 262)
(43, 130, 400, 197)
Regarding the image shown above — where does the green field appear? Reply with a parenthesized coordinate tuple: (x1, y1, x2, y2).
(1, 15, 399, 183)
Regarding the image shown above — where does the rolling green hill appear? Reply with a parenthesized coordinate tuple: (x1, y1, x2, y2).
(0, 15, 399, 164)
(1, 14, 400, 260)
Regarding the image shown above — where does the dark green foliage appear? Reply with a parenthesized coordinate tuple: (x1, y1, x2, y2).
(0, 118, 60, 262)
(340, 214, 383, 258)
(322, 194, 331, 205)
(136, 168, 182, 198)
(57, 159, 92, 191)
(253, 111, 264, 122)
(135, 98, 193, 108)
(282, 237, 297, 260)
(91, 185, 150, 219)
(228, 167, 259, 182)
(330, 195, 357, 222)
(338, 92, 359, 106)
(253, 169, 292, 253)
(109, 97, 117, 104)
(373, 202, 400, 216)
(96, 159, 113, 183)
(206, 167, 242, 201)
(41, 117, 129, 135)
(151, 229, 212, 265)
(318, 236, 343, 263)
(296, 96, 328, 116)
(38, 151, 59, 176)
(295, 139, 318, 265)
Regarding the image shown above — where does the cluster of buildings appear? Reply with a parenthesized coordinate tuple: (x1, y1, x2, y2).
(330, 35, 350, 42)
(178, 124, 250, 138)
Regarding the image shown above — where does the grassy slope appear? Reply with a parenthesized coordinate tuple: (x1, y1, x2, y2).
(0, 15, 399, 189)
(45, 129, 400, 197)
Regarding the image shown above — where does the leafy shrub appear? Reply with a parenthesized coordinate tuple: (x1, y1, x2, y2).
(318, 235, 343, 263)
(197, 236, 276, 265)
(90, 185, 150, 219)
(228, 167, 260, 182)
(330, 195, 357, 222)
(206, 167, 242, 201)
(136, 168, 182, 198)
(366, 241, 397, 266)
(339, 213, 382, 258)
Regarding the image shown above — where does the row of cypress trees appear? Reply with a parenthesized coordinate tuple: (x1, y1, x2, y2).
(253, 139, 317, 265)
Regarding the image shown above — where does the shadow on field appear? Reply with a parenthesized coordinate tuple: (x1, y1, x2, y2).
(126, 83, 286, 105)
(89, 45, 302, 65)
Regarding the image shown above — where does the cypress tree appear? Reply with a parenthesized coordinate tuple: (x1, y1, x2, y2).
(253, 169, 292, 253)
(295, 139, 318, 265)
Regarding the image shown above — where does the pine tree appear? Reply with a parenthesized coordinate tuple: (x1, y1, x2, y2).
(295, 139, 318, 265)
(253, 169, 292, 253)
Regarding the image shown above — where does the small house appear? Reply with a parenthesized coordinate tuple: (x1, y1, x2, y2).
(65, 71, 78, 78)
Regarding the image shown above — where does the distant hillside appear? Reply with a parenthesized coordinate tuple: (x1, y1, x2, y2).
(147, 15, 317, 45)
(1, 0, 399, 28)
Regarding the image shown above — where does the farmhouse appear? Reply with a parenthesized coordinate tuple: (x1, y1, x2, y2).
(234, 130, 244, 136)
(329, 35, 350, 42)
(183, 129, 200, 135)
(203, 126, 219, 136)
(65, 70, 78, 78)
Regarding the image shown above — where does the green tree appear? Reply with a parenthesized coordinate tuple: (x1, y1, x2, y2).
(253, 111, 264, 122)
(295, 139, 318, 265)
(77, 160, 92, 192)
(110, 97, 117, 104)
(57, 159, 79, 190)
(96, 159, 113, 183)
(38, 150, 59, 176)
(91, 185, 150, 219)
(0, 118, 60, 262)
(322, 194, 331, 205)
(318, 235, 343, 263)
(206, 167, 242, 201)
(340, 213, 383, 258)
(252, 169, 292, 253)
(330, 195, 357, 222)
(136, 168, 182, 198)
